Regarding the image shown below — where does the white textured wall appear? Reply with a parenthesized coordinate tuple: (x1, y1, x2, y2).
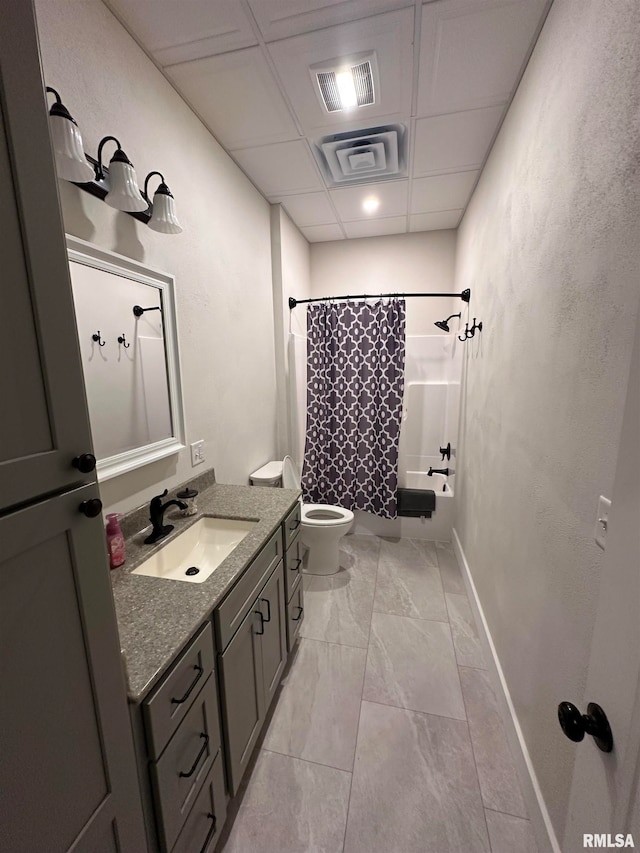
(310, 231, 459, 335)
(454, 0, 640, 841)
(271, 204, 310, 460)
(34, 0, 277, 513)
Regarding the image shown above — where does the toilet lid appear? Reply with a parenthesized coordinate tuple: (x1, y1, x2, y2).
(282, 455, 300, 490)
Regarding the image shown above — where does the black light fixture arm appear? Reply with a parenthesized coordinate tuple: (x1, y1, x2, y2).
(45, 86, 62, 105)
(289, 288, 471, 309)
(133, 305, 162, 317)
(95, 135, 123, 180)
(143, 170, 165, 201)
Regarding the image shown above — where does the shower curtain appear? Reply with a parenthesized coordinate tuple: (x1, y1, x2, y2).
(301, 299, 406, 519)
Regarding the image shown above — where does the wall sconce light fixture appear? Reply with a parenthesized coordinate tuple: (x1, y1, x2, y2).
(143, 171, 183, 234)
(45, 85, 182, 233)
(46, 87, 94, 183)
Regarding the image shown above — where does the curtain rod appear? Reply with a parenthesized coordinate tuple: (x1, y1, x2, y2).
(288, 288, 470, 309)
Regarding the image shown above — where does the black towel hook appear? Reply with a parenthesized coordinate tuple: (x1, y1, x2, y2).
(117, 333, 130, 348)
(92, 331, 106, 347)
(458, 323, 470, 342)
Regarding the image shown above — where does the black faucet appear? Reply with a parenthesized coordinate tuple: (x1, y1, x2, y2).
(144, 489, 188, 544)
(428, 467, 449, 476)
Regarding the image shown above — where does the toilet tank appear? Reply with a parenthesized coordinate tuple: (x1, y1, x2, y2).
(249, 461, 283, 487)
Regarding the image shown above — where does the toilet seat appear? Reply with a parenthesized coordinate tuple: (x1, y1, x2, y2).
(302, 503, 354, 527)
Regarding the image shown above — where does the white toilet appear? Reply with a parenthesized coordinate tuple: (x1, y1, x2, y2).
(250, 456, 353, 576)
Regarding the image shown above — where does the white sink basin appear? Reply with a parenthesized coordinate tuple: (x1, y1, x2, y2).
(132, 517, 257, 584)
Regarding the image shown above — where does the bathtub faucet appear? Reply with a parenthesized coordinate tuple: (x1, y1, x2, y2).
(428, 467, 449, 477)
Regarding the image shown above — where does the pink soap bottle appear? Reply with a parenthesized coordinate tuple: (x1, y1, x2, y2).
(106, 513, 126, 569)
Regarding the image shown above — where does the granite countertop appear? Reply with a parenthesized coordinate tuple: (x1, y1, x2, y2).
(110, 479, 300, 703)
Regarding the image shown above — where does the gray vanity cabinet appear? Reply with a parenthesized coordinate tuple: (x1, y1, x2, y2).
(215, 529, 288, 795)
(0, 3, 146, 851)
(283, 504, 305, 653)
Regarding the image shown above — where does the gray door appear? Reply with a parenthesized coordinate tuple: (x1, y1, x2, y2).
(219, 608, 265, 795)
(0, 0, 95, 512)
(0, 484, 146, 853)
(259, 564, 287, 711)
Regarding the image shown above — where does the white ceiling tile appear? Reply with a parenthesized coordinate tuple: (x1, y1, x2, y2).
(107, 0, 257, 66)
(413, 105, 504, 175)
(410, 171, 478, 214)
(234, 141, 323, 196)
(330, 180, 408, 221)
(344, 216, 407, 238)
(247, 0, 412, 41)
(409, 210, 462, 232)
(300, 224, 345, 242)
(167, 48, 298, 149)
(417, 0, 548, 116)
(267, 9, 414, 135)
(274, 193, 337, 227)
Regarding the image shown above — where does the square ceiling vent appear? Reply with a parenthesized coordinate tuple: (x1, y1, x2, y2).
(311, 52, 378, 113)
(313, 124, 407, 187)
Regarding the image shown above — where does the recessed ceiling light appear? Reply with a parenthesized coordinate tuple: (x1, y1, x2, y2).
(362, 197, 380, 214)
(335, 70, 358, 111)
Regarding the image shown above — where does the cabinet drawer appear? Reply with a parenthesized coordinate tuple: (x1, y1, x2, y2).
(143, 622, 214, 761)
(150, 675, 221, 853)
(282, 502, 301, 551)
(284, 535, 303, 602)
(215, 528, 281, 651)
(171, 752, 226, 853)
(286, 575, 304, 653)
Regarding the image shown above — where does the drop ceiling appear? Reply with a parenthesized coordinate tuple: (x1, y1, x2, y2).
(105, 0, 551, 242)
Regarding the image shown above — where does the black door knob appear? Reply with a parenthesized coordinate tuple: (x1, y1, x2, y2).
(558, 701, 613, 753)
(79, 498, 102, 518)
(72, 453, 97, 473)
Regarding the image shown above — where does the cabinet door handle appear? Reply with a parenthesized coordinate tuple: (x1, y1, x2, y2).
(178, 733, 209, 778)
(260, 597, 271, 622)
(72, 453, 97, 473)
(293, 606, 304, 622)
(198, 814, 217, 853)
(79, 498, 102, 518)
(254, 610, 265, 635)
(170, 664, 203, 704)
(290, 518, 301, 530)
(291, 557, 302, 572)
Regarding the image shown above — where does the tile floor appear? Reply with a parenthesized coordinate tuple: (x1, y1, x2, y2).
(219, 536, 538, 853)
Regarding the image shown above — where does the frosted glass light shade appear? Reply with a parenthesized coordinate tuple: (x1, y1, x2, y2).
(148, 185, 182, 234)
(104, 156, 148, 213)
(48, 112, 93, 183)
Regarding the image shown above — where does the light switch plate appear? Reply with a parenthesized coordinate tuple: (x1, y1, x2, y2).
(594, 495, 611, 550)
(190, 440, 205, 467)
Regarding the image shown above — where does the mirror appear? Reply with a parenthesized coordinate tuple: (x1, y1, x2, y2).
(67, 235, 185, 480)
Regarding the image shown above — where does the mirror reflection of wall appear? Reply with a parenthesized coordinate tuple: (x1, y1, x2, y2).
(67, 237, 185, 480)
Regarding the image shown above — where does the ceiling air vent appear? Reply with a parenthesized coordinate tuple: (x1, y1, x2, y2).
(313, 124, 407, 188)
(312, 53, 377, 113)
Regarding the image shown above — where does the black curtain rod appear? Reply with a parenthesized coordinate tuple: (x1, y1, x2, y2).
(288, 288, 470, 309)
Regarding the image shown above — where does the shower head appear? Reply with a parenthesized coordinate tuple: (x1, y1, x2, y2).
(434, 312, 461, 333)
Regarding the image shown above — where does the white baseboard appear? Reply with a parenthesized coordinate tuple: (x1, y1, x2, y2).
(451, 527, 561, 853)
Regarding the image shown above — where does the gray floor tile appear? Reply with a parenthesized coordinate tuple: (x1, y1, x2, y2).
(374, 539, 448, 621)
(485, 809, 538, 853)
(221, 749, 351, 853)
(437, 542, 467, 595)
(446, 592, 486, 668)
(344, 701, 490, 853)
(459, 667, 527, 817)
(262, 638, 366, 771)
(301, 570, 375, 649)
(341, 534, 381, 580)
(363, 612, 466, 720)
(410, 538, 439, 566)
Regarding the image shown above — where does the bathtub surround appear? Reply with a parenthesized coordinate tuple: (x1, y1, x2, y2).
(453, 0, 640, 848)
(34, 0, 277, 515)
(302, 299, 406, 519)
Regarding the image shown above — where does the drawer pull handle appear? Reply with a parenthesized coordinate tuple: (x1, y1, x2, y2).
(170, 664, 203, 705)
(291, 558, 302, 572)
(293, 606, 304, 622)
(178, 733, 209, 778)
(290, 519, 301, 530)
(254, 610, 265, 635)
(260, 597, 272, 622)
(198, 813, 217, 853)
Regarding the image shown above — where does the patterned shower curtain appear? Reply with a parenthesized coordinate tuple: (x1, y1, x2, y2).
(301, 299, 406, 520)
